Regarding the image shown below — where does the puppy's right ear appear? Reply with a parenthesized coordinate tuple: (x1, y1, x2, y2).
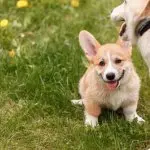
(79, 30, 101, 60)
(117, 38, 132, 56)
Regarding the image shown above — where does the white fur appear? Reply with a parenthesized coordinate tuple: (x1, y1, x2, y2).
(138, 31, 150, 74)
(85, 111, 98, 127)
(123, 104, 145, 124)
(111, 3, 125, 22)
(111, 0, 150, 75)
(103, 52, 119, 81)
(102, 70, 139, 111)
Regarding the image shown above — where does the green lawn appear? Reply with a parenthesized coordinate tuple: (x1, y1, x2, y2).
(0, 0, 150, 149)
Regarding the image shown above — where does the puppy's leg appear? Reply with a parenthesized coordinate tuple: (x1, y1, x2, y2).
(123, 102, 145, 124)
(85, 111, 99, 128)
(71, 99, 83, 105)
(84, 101, 101, 127)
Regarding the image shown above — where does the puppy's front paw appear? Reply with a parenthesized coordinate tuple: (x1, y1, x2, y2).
(136, 115, 145, 124)
(85, 118, 98, 128)
(85, 113, 98, 128)
(125, 113, 145, 124)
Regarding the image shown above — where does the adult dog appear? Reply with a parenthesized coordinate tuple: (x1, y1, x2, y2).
(111, 0, 150, 74)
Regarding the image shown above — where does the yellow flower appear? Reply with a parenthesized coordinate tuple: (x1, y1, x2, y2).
(9, 50, 16, 58)
(0, 19, 8, 27)
(71, 0, 79, 8)
(16, 0, 29, 8)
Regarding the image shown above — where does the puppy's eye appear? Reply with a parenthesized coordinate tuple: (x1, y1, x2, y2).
(124, 0, 127, 4)
(115, 59, 122, 64)
(99, 60, 105, 66)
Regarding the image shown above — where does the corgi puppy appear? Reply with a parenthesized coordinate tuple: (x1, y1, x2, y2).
(111, 0, 150, 74)
(72, 30, 145, 127)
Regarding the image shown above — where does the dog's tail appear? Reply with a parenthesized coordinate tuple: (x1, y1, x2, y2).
(71, 99, 83, 105)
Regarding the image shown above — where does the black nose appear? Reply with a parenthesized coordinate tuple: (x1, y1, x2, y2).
(106, 72, 115, 81)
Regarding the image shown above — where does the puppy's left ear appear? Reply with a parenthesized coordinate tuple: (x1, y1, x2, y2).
(117, 38, 132, 55)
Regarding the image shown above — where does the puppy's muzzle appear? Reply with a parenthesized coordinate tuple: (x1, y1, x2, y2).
(100, 70, 125, 83)
(106, 72, 115, 81)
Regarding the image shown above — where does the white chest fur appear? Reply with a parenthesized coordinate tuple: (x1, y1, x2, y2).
(107, 88, 129, 110)
(101, 82, 139, 111)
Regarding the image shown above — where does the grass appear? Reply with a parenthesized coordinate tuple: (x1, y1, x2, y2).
(0, 0, 150, 149)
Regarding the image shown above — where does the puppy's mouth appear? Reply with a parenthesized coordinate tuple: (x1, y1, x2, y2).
(100, 70, 125, 91)
(105, 81, 120, 91)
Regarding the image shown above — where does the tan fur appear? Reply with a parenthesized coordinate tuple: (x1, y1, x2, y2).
(72, 30, 145, 127)
(140, 0, 150, 17)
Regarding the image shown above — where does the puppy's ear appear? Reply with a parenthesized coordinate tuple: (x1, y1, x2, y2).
(117, 38, 132, 55)
(79, 30, 101, 60)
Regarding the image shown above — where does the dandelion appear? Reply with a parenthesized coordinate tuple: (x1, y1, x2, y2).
(16, 0, 29, 8)
(71, 0, 79, 8)
(0, 19, 8, 27)
(9, 50, 16, 58)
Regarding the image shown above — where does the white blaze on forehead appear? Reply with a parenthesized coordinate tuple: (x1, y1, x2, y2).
(103, 52, 118, 80)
